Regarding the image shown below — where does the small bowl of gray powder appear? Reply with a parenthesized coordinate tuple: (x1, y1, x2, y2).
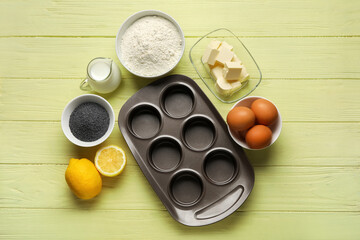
(116, 10, 185, 78)
(61, 94, 115, 147)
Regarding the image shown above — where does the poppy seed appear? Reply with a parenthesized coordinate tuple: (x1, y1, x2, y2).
(69, 102, 109, 142)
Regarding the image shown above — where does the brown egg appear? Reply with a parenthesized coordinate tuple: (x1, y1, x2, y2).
(245, 125, 272, 149)
(251, 99, 278, 125)
(227, 106, 255, 131)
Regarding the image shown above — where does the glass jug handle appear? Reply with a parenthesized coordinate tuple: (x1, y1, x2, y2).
(80, 78, 92, 91)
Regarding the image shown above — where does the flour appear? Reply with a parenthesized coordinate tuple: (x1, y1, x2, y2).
(120, 16, 183, 77)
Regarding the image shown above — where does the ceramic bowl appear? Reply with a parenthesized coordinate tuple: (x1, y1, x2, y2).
(228, 96, 282, 150)
(61, 94, 115, 147)
(115, 10, 185, 78)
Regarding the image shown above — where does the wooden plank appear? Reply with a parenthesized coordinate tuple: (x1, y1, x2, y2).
(1, 121, 359, 166)
(1, 1, 359, 239)
(1, 78, 359, 121)
(0, 209, 359, 239)
(0, 37, 360, 79)
(0, 0, 359, 37)
(0, 164, 359, 212)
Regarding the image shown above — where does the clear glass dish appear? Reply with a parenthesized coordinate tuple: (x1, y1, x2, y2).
(189, 28, 262, 103)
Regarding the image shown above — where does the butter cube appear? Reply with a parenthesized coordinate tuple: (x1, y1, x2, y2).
(215, 79, 232, 96)
(212, 66, 242, 96)
(232, 54, 242, 64)
(202, 47, 212, 63)
(211, 66, 232, 96)
(208, 40, 222, 49)
(230, 80, 242, 92)
(239, 66, 250, 83)
(205, 40, 248, 96)
(210, 66, 224, 81)
(202, 47, 219, 66)
(215, 47, 234, 66)
(219, 41, 233, 51)
(223, 61, 243, 81)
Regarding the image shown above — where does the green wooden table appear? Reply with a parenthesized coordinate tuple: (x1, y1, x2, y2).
(1, 0, 359, 239)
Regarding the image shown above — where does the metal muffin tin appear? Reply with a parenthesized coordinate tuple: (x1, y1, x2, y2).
(118, 74, 255, 226)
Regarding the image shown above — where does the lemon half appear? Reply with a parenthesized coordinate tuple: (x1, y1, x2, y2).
(95, 145, 127, 177)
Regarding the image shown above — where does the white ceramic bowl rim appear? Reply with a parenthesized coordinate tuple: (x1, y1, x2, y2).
(115, 9, 185, 78)
(228, 96, 282, 150)
(61, 94, 115, 147)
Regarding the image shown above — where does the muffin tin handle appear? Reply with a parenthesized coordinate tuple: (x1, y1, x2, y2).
(195, 186, 244, 220)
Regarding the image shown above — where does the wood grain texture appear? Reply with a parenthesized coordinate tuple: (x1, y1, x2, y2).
(0, 209, 359, 240)
(0, 164, 359, 212)
(1, 121, 359, 166)
(1, 0, 359, 37)
(0, 37, 360, 79)
(1, 78, 360, 121)
(1, 0, 360, 238)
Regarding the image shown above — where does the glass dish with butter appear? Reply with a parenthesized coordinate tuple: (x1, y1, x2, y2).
(189, 28, 262, 103)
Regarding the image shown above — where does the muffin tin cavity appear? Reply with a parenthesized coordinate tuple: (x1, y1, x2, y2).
(128, 105, 161, 139)
(204, 149, 237, 185)
(170, 171, 203, 206)
(118, 75, 255, 226)
(149, 137, 182, 172)
(183, 116, 215, 151)
(161, 84, 194, 118)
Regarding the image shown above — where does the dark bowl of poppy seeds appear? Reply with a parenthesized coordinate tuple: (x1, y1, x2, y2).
(61, 94, 115, 147)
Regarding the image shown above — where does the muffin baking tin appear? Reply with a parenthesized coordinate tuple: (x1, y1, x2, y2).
(118, 74, 254, 226)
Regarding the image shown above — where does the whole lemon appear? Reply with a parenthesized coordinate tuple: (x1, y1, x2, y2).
(65, 158, 102, 199)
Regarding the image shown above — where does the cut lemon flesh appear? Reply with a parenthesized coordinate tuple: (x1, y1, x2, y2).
(95, 145, 127, 177)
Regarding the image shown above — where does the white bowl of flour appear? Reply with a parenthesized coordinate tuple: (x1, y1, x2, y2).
(116, 10, 185, 78)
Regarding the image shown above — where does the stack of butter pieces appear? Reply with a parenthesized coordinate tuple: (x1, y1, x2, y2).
(202, 40, 249, 96)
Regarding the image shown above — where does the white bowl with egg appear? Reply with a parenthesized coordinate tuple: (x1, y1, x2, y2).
(115, 10, 185, 78)
(228, 96, 282, 150)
